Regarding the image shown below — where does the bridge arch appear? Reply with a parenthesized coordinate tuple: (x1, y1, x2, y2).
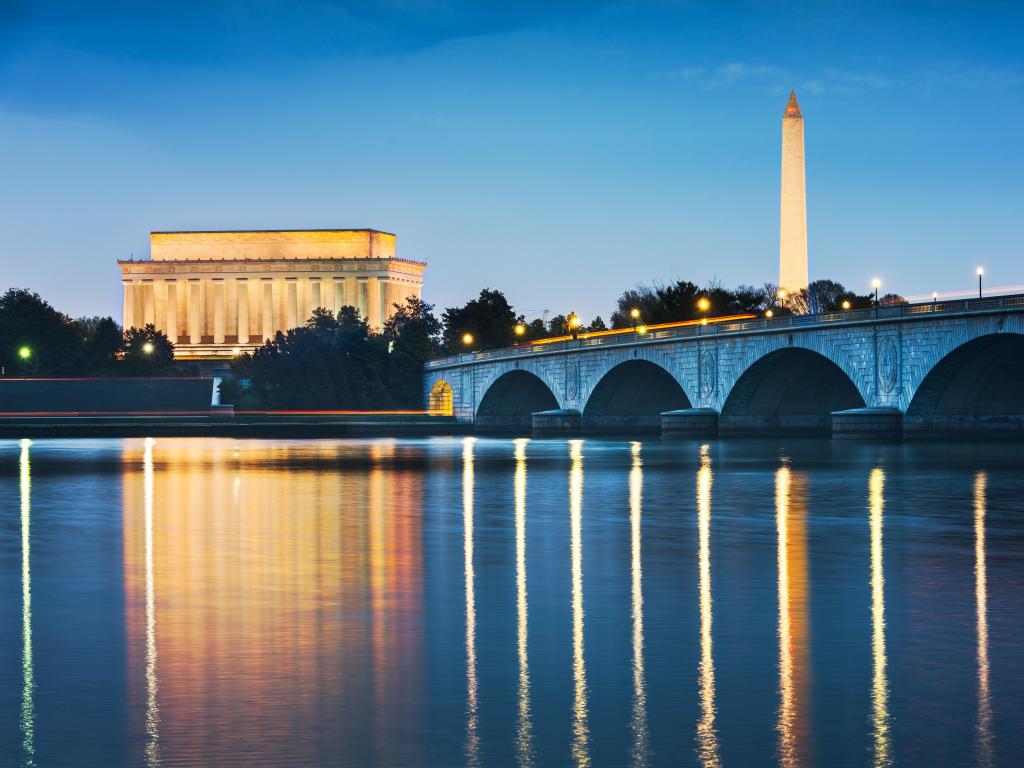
(721, 347, 865, 433)
(906, 332, 1024, 435)
(476, 369, 559, 431)
(428, 379, 454, 416)
(582, 359, 690, 433)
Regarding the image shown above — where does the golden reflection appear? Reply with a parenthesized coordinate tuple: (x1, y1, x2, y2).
(569, 439, 590, 768)
(696, 444, 721, 767)
(776, 462, 811, 767)
(629, 442, 650, 767)
(143, 439, 161, 767)
(463, 437, 480, 767)
(869, 467, 892, 767)
(514, 438, 535, 767)
(122, 439, 423, 765)
(974, 472, 992, 767)
(20, 439, 35, 768)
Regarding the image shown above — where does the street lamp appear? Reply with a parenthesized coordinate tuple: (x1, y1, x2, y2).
(630, 307, 640, 333)
(932, 291, 938, 308)
(765, 309, 774, 318)
(637, 324, 647, 335)
(18, 346, 31, 360)
(514, 323, 526, 337)
(871, 278, 882, 306)
(977, 267, 984, 298)
(841, 300, 851, 311)
(462, 332, 474, 347)
(567, 312, 582, 340)
(697, 297, 710, 325)
(142, 341, 154, 354)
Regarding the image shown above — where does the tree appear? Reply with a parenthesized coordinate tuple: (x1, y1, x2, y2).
(587, 316, 608, 332)
(383, 297, 442, 407)
(120, 325, 176, 376)
(0, 288, 86, 375)
(441, 288, 518, 352)
(81, 316, 123, 374)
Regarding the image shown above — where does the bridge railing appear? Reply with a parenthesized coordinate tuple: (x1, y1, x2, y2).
(425, 292, 1024, 368)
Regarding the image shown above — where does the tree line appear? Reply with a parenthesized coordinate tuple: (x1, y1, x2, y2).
(3, 277, 905, 410)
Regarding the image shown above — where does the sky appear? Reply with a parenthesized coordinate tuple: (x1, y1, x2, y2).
(1, 0, 1022, 323)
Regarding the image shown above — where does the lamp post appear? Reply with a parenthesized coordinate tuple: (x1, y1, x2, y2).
(841, 300, 851, 311)
(567, 312, 582, 341)
(932, 291, 938, 309)
(697, 297, 710, 325)
(142, 341, 154, 355)
(514, 323, 526, 338)
(462, 332, 474, 350)
(977, 267, 984, 299)
(871, 279, 881, 306)
(630, 307, 640, 333)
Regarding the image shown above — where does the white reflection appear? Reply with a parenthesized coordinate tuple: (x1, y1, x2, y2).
(514, 438, 534, 767)
(869, 468, 891, 767)
(144, 438, 161, 766)
(776, 463, 795, 767)
(974, 472, 992, 767)
(569, 439, 589, 768)
(20, 439, 35, 767)
(463, 437, 480, 767)
(629, 442, 649, 767)
(696, 444, 721, 767)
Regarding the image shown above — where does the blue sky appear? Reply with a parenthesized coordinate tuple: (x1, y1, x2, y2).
(1, 1, 1022, 322)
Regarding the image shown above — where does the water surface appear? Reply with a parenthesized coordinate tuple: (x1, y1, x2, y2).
(1, 436, 1022, 767)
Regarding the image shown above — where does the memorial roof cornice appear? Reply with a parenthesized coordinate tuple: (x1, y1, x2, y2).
(117, 256, 427, 267)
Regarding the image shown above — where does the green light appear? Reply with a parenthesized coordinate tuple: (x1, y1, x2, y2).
(17, 346, 31, 360)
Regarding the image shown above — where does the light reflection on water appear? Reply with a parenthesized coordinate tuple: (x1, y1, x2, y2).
(2, 436, 1023, 767)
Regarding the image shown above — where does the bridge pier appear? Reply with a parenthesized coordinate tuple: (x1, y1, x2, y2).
(661, 408, 719, 438)
(531, 408, 581, 436)
(831, 407, 904, 440)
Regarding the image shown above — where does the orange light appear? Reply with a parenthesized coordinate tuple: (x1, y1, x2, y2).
(637, 325, 647, 335)
(697, 298, 710, 312)
(525, 313, 758, 346)
(841, 300, 851, 310)
(630, 308, 640, 319)
(514, 324, 526, 336)
(462, 333, 474, 346)
(765, 309, 774, 318)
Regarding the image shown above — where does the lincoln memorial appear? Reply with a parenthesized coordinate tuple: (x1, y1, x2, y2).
(118, 229, 426, 360)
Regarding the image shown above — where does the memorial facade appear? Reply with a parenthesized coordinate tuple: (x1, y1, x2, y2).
(118, 229, 426, 360)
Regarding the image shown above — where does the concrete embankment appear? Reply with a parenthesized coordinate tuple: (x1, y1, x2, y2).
(0, 412, 470, 438)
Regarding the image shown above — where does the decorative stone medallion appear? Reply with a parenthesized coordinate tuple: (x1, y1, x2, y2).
(700, 349, 716, 399)
(878, 337, 898, 394)
(566, 359, 580, 403)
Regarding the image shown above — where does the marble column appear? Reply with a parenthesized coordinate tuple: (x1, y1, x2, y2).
(165, 281, 178, 342)
(122, 281, 135, 330)
(366, 277, 380, 328)
(142, 281, 155, 327)
(262, 279, 274, 342)
(308, 278, 322, 318)
(333, 277, 346, 313)
(237, 279, 249, 344)
(357, 278, 368, 322)
(213, 279, 226, 344)
(286, 279, 298, 329)
(188, 280, 202, 344)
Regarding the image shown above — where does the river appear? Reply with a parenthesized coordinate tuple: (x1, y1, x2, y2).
(1, 436, 1022, 766)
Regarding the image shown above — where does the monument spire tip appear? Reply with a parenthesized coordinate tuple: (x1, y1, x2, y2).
(784, 90, 802, 119)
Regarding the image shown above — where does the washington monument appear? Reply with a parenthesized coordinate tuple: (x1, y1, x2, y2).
(779, 90, 809, 293)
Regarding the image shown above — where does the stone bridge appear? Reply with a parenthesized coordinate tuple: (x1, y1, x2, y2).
(423, 294, 1024, 438)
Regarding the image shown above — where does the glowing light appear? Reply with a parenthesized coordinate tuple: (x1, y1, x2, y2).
(776, 462, 810, 768)
(841, 300, 851, 310)
(975, 472, 992, 768)
(629, 442, 650, 767)
(20, 439, 35, 767)
(568, 313, 582, 329)
(869, 467, 892, 767)
(697, 298, 711, 312)
(700, 318, 708, 326)
(18, 346, 31, 360)
(637, 325, 648, 335)
(142, 342, 155, 354)
(872, 278, 882, 290)
(778, 289, 788, 300)
(514, 438, 534, 767)
(630, 308, 641, 320)
(569, 439, 589, 767)
(144, 438, 161, 767)
(462, 333, 474, 346)
(515, 324, 526, 337)
(231, 347, 241, 356)
(977, 267, 985, 277)
(463, 437, 480, 767)
(932, 292, 939, 301)
(765, 310, 774, 318)
(526, 314, 757, 347)
(696, 444, 720, 766)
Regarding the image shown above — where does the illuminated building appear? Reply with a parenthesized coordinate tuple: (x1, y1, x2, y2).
(118, 229, 426, 360)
